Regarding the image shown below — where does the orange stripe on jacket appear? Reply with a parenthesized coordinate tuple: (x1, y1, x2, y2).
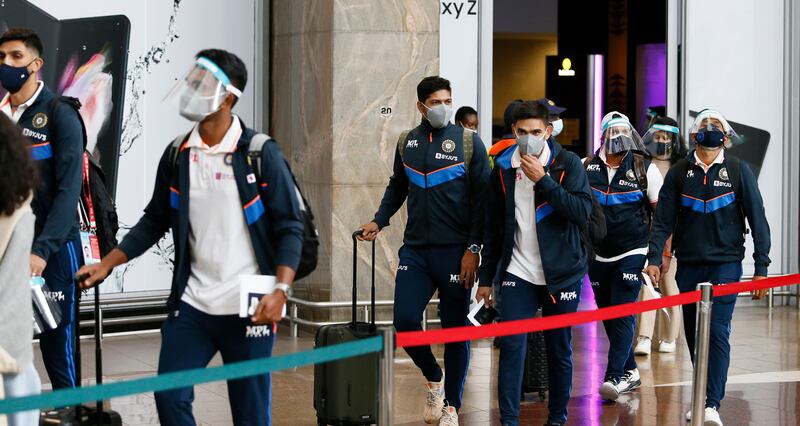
(243, 195, 261, 209)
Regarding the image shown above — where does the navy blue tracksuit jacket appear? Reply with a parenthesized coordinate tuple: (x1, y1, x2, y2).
(11, 84, 83, 262)
(373, 120, 489, 246)
(647, 151, 770, 275)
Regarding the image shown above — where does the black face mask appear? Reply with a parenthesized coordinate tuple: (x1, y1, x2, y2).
(694, 129, 725, 148)
(655, 141, 672, 157)
(0, 60, 36, 94)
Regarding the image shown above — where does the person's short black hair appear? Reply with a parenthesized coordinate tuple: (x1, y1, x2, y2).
(0, 27, 44, 56)
(455, 106, 478, 123)
(512, 100, 551, 126)
(417, 76, 451, 103)
(0, 114, 37, 216)
(652, 115, 688, 162)
(195, 49, 247, 105)
(502, 99, 525, 135)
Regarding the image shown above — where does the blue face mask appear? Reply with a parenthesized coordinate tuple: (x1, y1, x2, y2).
(694, 129, 725, 148)
(0, 61, 34, 93)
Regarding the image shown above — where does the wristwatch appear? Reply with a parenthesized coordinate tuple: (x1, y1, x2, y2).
(467, 244, 482, 254)
(275, 283, 292, 298)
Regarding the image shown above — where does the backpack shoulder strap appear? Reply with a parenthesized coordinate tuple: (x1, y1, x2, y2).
(462, 128, 473, 177)
(724, 155, 742, 199)
(247, 133, 271, 183)
(169, 132, 190, 173)
(49, 96, 88, 150)
(723, 155, 747, 226)
(396, 130, 411, 162)
(632, 152, 649, 194)
(549, 148, 570, 183)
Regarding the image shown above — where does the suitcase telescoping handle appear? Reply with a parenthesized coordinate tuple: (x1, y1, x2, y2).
(352, 230, 376, 327)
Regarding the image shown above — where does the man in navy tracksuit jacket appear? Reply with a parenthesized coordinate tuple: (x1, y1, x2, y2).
(358, 76, 489, 425)
(477, 101, 592, 426)
(1, 28, 84, 390)
(646, 110, 770, 423)
(78, 49, 304, 425)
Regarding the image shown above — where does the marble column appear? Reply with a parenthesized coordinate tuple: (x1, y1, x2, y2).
(271, 0, 439, 322)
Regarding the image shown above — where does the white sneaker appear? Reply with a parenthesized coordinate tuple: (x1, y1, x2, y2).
(438, 405, 458, 426)
(634, 336, 651, 356)
(423, 378, 445, 423)
(599, 378, 622, 401)
(704, 407, 722, 426)
(685, 407, 723, 425)
(619, 368, 641, 393)
(658, 340, 677, 353)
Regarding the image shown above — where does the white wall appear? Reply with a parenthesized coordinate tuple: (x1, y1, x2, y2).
(683, 0, 784, 275)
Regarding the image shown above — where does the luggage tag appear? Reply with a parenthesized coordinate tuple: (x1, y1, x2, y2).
(80, 230, 102, 265)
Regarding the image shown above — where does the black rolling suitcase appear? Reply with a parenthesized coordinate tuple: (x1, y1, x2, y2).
(313, 231, 379, 425)
(521, 314, 548, 402)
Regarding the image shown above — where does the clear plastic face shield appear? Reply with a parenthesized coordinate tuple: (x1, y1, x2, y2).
(164, 57, 243, 122)
(642, 124, 680, 160)
(601, 118, 646, 155)
(688, 110, 739, 151)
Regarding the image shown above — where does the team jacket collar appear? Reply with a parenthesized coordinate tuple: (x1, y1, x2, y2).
(0, 81, 46, 114)
(691, 148, 725, 172)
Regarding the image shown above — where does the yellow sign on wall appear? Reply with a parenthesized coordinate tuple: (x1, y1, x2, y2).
(558, 58, 575, 77)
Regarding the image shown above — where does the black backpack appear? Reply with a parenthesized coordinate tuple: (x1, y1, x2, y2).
(51, 97, 120, 256)
(545, 150, 606, 259)
(169, 133, 319, 280)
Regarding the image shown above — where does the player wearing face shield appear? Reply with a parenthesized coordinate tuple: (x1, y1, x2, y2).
(76, 49, 305, 425)
(582, 112, 664, 402)
(645, 109, 771, 425)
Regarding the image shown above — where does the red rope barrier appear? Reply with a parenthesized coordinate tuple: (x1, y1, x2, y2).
(395, 274, 800, 348)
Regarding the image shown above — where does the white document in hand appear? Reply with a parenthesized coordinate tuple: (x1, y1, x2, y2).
(238, 275, 287, 319)
(642, 273, 670, 320)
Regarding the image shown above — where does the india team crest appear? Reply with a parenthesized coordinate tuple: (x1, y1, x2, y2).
(441, 139, 456, 153)
(719, 167, 729, 181)
(626, 169, 636, 181)
(32, 112, 48, 129)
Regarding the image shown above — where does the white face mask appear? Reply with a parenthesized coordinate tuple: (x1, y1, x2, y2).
(459, 122, 478, 134)
(515, 132, 546, 157)
(421, 102, 453, 129)
(551, 119, 564, 136)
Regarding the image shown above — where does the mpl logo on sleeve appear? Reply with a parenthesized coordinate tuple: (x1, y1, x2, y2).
(450, 274, 460, 283)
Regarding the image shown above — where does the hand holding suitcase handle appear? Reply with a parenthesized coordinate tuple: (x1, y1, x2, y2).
(352, 230, 376, 328)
